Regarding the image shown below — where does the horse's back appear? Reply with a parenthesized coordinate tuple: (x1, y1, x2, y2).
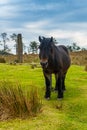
(56, 45, 71, 71)
(57, 45, 69, 55)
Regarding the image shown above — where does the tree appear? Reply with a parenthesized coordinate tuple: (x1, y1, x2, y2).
(30, 41, 38, 54)
(81, 48, 87, 51)
(0, 32, 9, 51)
(67, 43, 80, 52)
(10, 33, 18, 54)
(0, 41, 2, 48)
(72, 43, 80, 51)
(67, 45, 73, 52)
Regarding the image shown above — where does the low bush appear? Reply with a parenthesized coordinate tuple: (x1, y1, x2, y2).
(0, 57, 6, 63)
(85, 65, 87, 71)
(0, 81, 42, 121)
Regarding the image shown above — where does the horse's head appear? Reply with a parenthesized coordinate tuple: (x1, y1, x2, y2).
(38, 36, 54, 69)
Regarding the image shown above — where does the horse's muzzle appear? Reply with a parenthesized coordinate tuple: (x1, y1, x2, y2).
(40, 60, 48, 68)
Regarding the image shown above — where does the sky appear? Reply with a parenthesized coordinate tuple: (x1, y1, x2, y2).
(0, 0, 87, 53)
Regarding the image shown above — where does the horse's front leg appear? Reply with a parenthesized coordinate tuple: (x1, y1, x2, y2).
(62, 74, 66, 91)
(44, 72, 51, 99)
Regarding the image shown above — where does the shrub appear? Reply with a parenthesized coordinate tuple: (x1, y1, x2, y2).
(85, 65, 87, 71)
(0, 81, 42, 121)
(30, 62, 37, 69)
(0, 57, 6, 63)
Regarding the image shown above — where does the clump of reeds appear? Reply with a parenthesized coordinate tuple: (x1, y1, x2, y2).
(0, 81, 42, 121)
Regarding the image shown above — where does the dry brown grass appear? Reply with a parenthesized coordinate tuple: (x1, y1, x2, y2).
(0, 54, 39, 63)
(0, 50, 87, 65)
(0, 81, 42, 121)
(0, 57, 6, 63)
(70, 50, 87, 65)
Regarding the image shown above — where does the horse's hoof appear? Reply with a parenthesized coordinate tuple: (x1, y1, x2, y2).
(54, 90, 57, 93)
(51, 87, 54, 91)
(47, 97, 50, 100)
(57, 98, 63, 100)
(45, 97, 50, 100)
(54, 89, 58, 91)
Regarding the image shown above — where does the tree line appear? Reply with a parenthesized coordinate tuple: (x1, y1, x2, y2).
(0, 33, 39, 55)
(0, 32, 86, 55)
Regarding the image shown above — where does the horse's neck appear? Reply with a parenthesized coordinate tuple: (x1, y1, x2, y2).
(53, 46, 61, 65)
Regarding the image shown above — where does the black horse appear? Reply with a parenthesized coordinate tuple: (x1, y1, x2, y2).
(39, 36, 71, 99)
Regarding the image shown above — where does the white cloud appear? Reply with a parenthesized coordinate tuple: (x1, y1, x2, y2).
(47, 29, 87, 47)
(24, 20, 50, 35)
(25, 21, 48, 29)
(0, 4, 20, 18)
(72, 32, 87, 46)
(22, 21, 87, 47)
(0, 0, 10, 4)
(0, 19, 87, 50)
(0, 0, 87, 54)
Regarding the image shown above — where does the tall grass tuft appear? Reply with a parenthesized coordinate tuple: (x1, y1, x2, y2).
(0, 81, 42, 121)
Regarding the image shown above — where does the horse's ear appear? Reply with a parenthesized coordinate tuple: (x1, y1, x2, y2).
(50, 37, 53, 42)
(39, 36, 42, 42)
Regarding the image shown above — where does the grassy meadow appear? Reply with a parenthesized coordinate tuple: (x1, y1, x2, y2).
(0, 63, 87, 130)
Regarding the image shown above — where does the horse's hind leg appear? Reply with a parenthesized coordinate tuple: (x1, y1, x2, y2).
(55, 74, 58, 91)
(62, 74, 66, 91)
(55, 74, 64, 91)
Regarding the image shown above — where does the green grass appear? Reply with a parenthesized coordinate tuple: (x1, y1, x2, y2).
(0, 64, 87, 130)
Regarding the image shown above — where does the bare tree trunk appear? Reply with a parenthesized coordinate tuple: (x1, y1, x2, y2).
(17, 34, 23, 63)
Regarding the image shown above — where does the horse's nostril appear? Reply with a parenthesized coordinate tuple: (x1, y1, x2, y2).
(40, 61, 48, 68)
